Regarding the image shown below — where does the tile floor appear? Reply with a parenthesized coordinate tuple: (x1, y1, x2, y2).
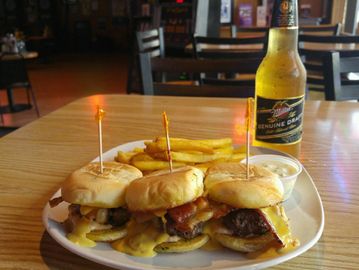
(0, 52, 128, 127)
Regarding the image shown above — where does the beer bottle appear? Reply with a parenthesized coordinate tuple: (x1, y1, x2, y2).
(254, 0, 306, 158)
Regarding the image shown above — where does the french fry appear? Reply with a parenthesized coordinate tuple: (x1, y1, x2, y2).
(228, 153, 246, 162)
(115, 151, 139, 164)
(146, 137, 215, 154)
(212, 146, 234, 154)
(132, 147, 145, 153)
(189, 138, 233, 149)
(181, 146, 233, 155)
(130, 152, 154, 162)
(131, 160, 187, 171)
(233, 145, 246, 153)
(116, 137, 244, 173)
(152, 151, 234, 163)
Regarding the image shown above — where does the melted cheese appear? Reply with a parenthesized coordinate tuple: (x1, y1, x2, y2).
(80, 205, 95, 215)
(67, 217, 96, 247)
(247, 240, 299, 259)
(112, 219, 169, 257)
(259, 205, 300, 248)
(201, 220, 224, 251)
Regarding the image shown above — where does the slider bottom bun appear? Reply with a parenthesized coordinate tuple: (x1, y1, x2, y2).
(213, 232, 274, 253)
(86, 227, 127, 242)
(154, 234, 209, 253)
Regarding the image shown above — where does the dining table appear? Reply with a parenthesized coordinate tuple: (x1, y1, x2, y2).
(185, 39, 359, 54)
(0, 50, 39, 60)
(0, 51, 39, 114)
(0, 94, 358, 269)
(186, 42, 359, 53)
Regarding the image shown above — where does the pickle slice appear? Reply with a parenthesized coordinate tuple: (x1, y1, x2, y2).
(214, 232, 274, 253)
(87, 227, 127, 242)
(154, 234, 209, 253)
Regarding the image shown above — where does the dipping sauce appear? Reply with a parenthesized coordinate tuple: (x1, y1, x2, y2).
(241, 155, 302, 201)
(255, 160, 297, 177)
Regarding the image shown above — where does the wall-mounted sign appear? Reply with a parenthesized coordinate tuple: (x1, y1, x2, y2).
(220, 0, 232, 24)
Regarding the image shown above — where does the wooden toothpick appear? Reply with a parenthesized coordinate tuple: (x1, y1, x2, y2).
(95, 105, 105, 174)
(246, 98, 253, 180)
(162, 112, 173, 172)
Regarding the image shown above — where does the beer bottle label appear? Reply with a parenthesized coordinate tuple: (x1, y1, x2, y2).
(271, 0, 298, 28)
(255, 96, 304, 144)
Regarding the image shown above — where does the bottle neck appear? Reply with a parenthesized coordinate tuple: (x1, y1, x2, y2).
(270, 0, 298, 28)
(267, 27, 298, 53)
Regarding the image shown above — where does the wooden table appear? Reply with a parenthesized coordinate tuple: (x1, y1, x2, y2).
(0, 95, 358, 269)
(0, 51, 38, 60)
(185, 43, 263, 53)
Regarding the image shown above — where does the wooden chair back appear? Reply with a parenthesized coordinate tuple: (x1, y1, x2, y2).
(323, 51, 359, 101)
(139, 52, 262, 97)
(136, 27, 165, 58)
(299, 35, 359, 56)
(193, 36, 267, 58)
(299, 24, 341, 35)
(300, 50, 327, 92)
(231, 24, 341, 38)
(299, 35, 359, 94)
(230, 25, 269, 38)
(192, 36, 265, 86)
(128, 27, 165, 94)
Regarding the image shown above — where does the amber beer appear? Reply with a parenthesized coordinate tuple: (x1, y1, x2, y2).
(254, 0, 306, 158)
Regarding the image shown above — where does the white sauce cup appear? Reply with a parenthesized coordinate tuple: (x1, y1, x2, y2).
(241, 154, 302, 201)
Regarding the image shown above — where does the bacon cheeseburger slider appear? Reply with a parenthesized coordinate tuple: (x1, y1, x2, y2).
(205, 162, 299, 253)
(112, 166, 210, 257)
(50, 162, 143, 247)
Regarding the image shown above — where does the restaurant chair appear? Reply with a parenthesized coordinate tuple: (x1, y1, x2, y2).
(136, 27, 165, 58)
(230, 25, 269, 38)
(193, 36, 267, 58)
(192, 36, 265, 85)
(299, 23, 342, 36)
(323, 51, 359, 101)
(299, 35, 359, 55)
(231, 23, 341, 38)
(139, 52, 261, 97)
(0, 53, 40, 125)
(299, 17, 321, 26)
(299, 35, 359, 95)
(127, 27, 165, 94)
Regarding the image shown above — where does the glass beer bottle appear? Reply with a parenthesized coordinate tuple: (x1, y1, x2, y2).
(254, 0, 306, 158)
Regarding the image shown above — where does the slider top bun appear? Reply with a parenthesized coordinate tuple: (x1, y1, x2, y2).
(205, 162, 283, 209)
(126, 166, 204, 212)
(61, 162, 143, 208)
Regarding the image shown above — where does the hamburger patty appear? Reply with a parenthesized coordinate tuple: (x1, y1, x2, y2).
(223, 209, 269, 238)
(67, 204, 130, 227)
(165, 214, 204, 239)
(108, 207, 130, 227)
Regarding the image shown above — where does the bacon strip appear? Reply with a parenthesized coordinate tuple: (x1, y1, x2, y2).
(168, 202, 197, 224)
(208, 200, 233, 219)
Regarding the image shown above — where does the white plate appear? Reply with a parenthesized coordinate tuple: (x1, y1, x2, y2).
(43, 140, 324, 270)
